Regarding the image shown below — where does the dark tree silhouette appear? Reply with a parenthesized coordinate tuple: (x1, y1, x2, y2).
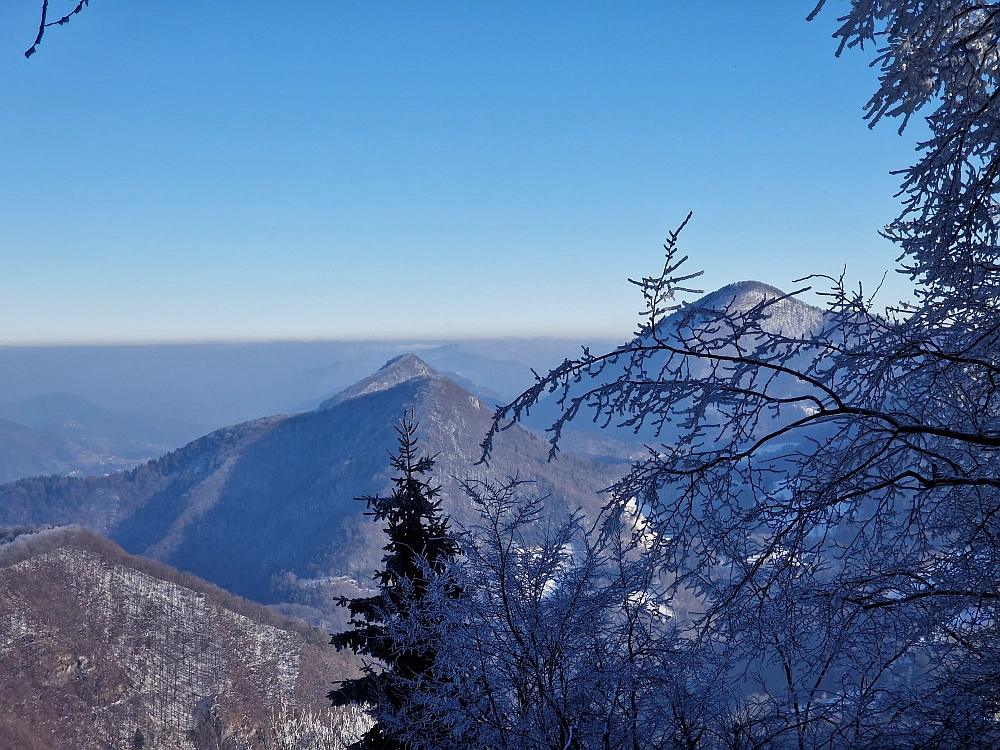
(329, 412, 461, 750)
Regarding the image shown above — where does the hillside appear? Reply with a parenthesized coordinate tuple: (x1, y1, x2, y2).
(0, 356, 620, 605)
(0, 526, 366, 750)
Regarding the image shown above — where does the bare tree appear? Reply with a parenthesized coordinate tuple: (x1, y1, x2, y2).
(377, 477, 722, 750)
(481, 2, 1000, 746)
(25, 1, 90, 58)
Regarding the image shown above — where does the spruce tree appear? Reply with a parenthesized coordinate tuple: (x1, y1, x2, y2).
(329, 412, 460, 749)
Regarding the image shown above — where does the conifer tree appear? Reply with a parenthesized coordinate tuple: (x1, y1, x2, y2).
(329, 412, 460, 750)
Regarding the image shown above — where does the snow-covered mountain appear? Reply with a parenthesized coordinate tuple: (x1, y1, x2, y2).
(690, 280, 826, 338)
(0, 526, 365, 749)
(521, 280, 827, 446)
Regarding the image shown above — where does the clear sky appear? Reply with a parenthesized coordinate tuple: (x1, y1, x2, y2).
(0, 1, 922, 344)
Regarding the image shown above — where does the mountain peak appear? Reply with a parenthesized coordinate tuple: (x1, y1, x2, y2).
(380, 352, 435, 374)
(664, 280, 827, 338)
(695, 280, 790, 312)
(319, 353, 439, 408)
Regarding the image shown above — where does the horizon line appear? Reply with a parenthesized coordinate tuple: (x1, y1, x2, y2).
(0, 330, 630, 348)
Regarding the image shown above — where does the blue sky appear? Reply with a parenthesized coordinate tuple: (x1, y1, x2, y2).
(0, 1, 921, 344)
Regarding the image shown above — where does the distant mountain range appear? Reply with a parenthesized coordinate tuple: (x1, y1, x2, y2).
(0, 282, 824, 613)
(0, 339, 613, 484)
(0, 418, 97, 484)
(0, 393, 189, 482)
(0, 392, 186, 455)
(0, 338, 613, 445)
(0, 525, 366, 749)
(0, 354, 620, 608)
(0, 282, 832, 748)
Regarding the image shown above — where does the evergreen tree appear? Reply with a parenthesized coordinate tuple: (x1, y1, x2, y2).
(329, 411, 460, 750)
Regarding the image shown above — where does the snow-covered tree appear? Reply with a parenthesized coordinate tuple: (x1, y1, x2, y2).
(482, 3, 1000, 746)
(812, 0, 1000, 304)
(376, 477, 722, 750)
